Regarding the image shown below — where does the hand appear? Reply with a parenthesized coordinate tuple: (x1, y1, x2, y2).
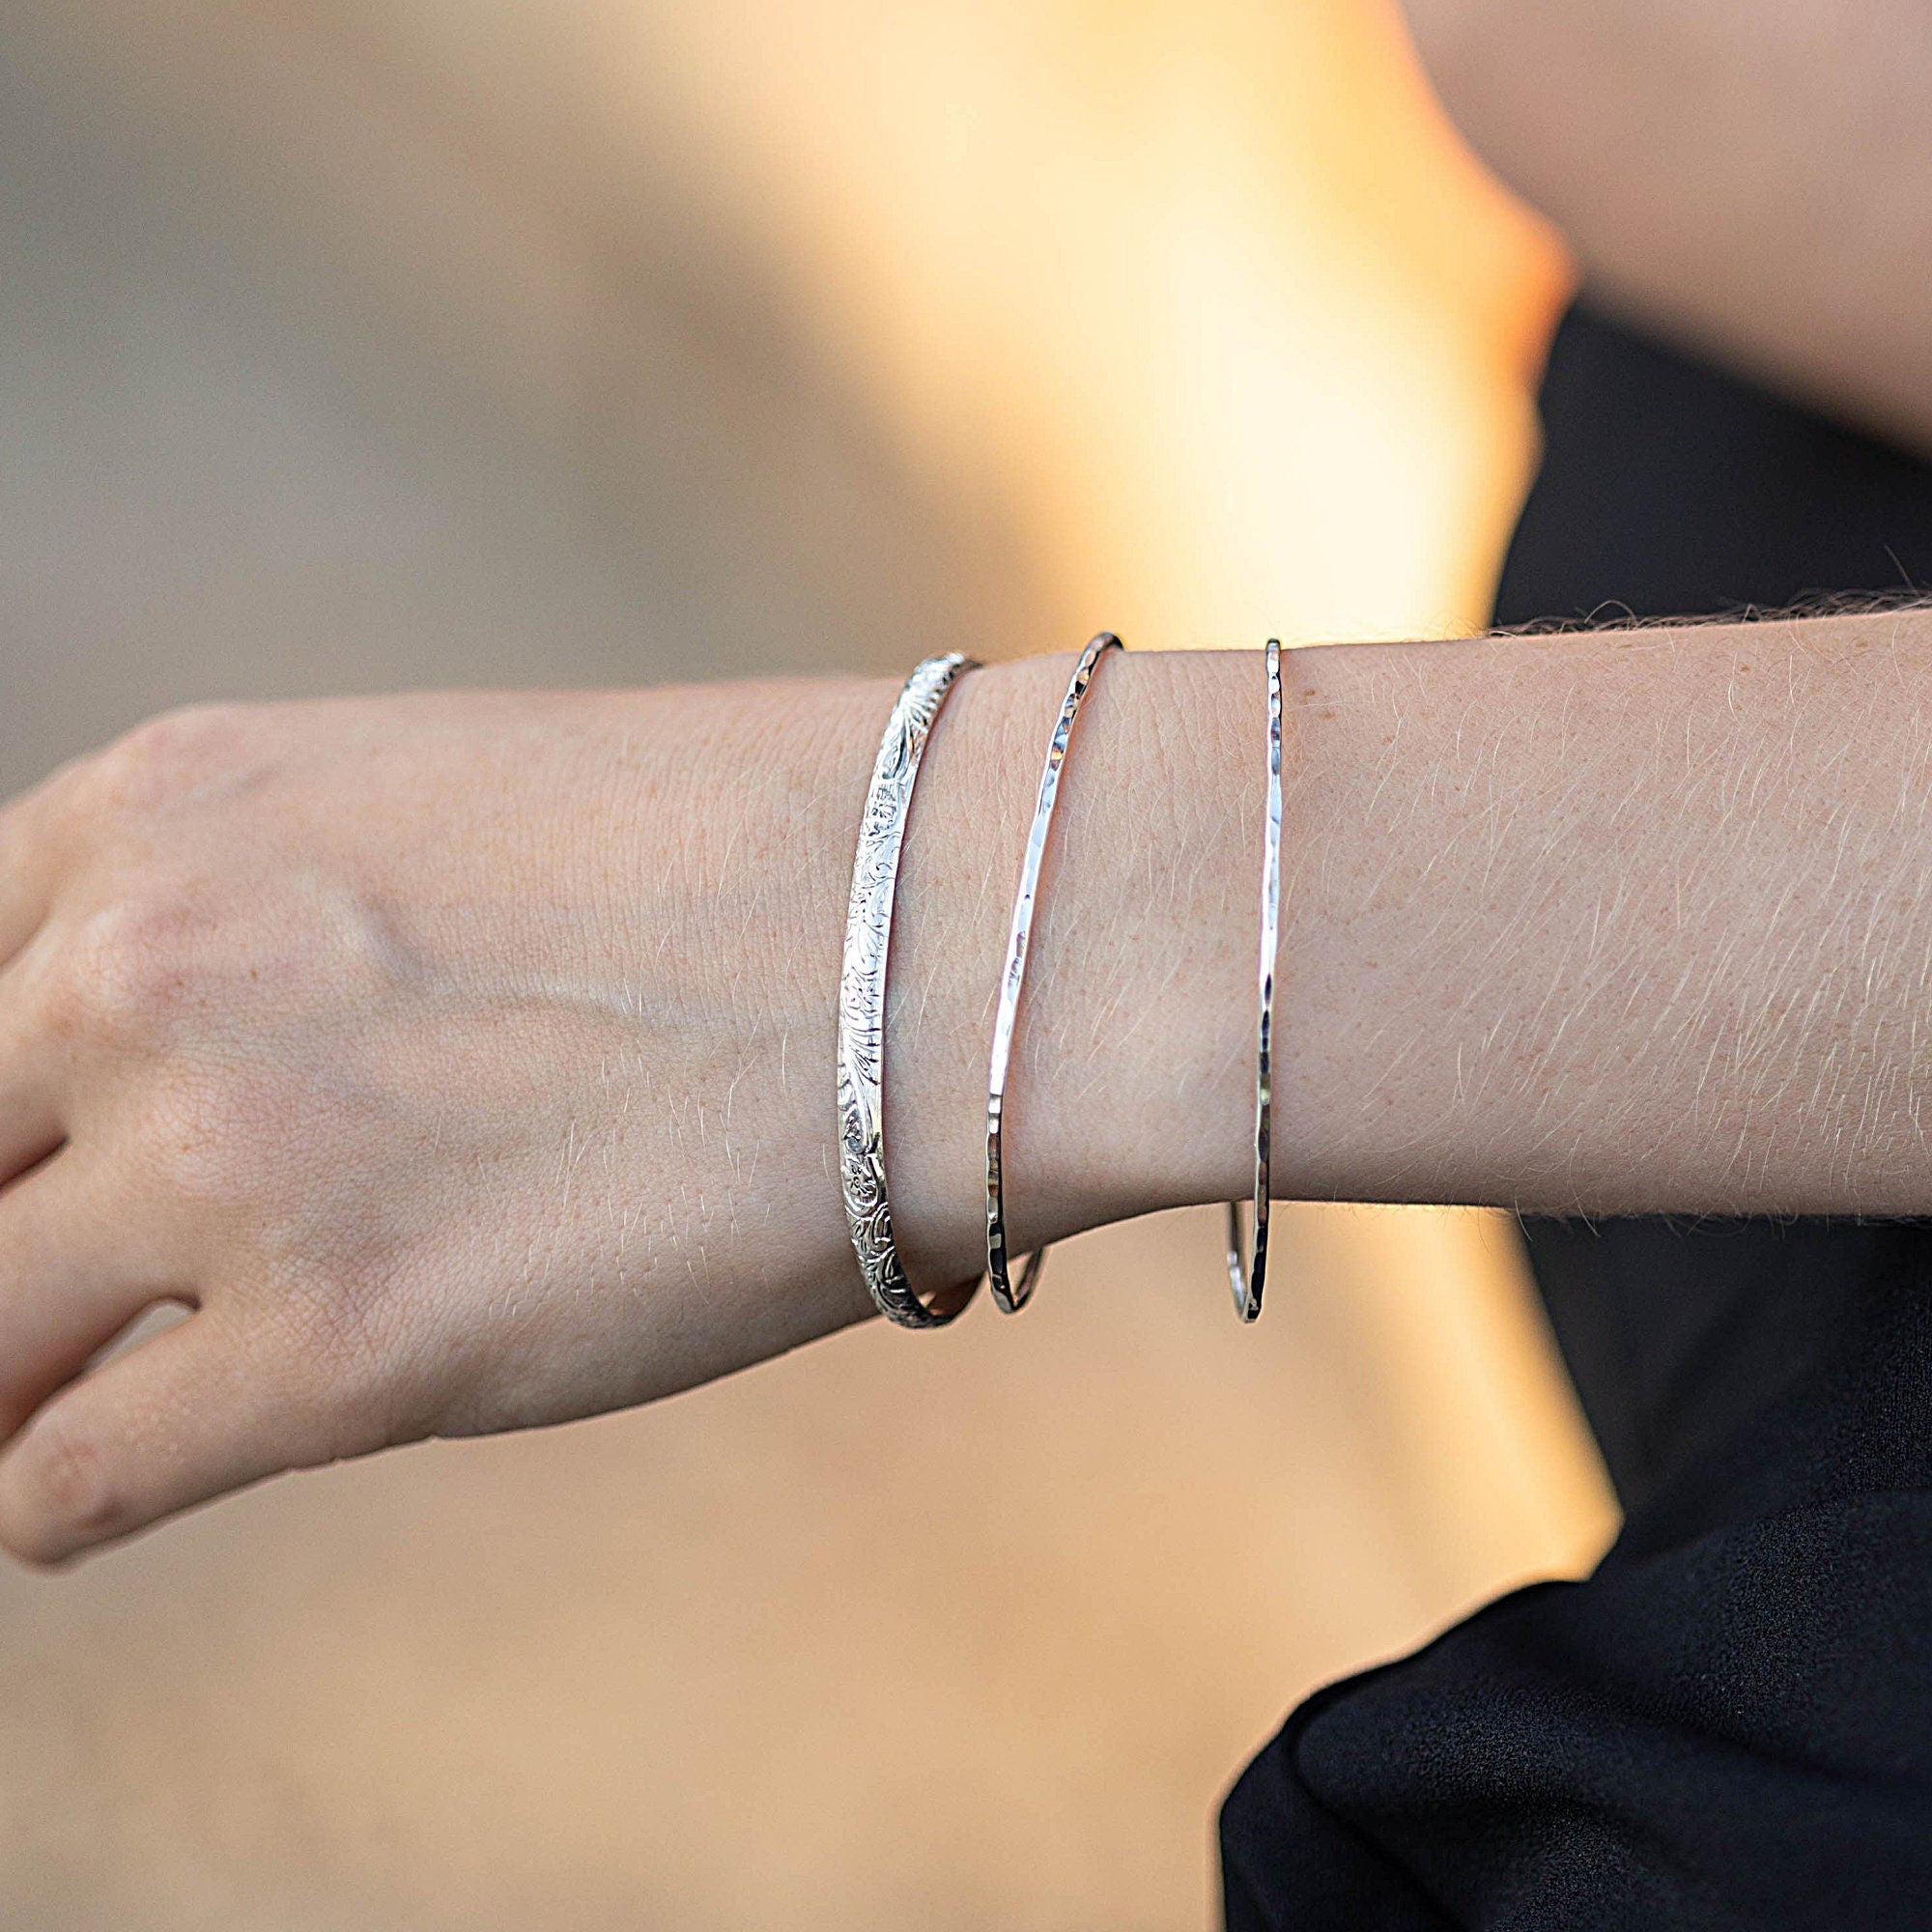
(0, 684, 915, 1563)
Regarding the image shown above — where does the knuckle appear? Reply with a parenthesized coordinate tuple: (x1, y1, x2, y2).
(0, 753, 92, 854)
(59, 894, 210, 1043)
(86, 702, 257, 820)
(1, 1409, 127, 1563)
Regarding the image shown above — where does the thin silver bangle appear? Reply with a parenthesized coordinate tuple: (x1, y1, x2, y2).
(985, 631, 1125, 1314)
(1227, 639, 1283, 1322)
(838, 652, 981, 1329)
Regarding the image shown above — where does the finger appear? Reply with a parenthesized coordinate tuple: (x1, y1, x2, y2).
(0, 1152, 186, 1439)
(0, 933, 70, 1186)
(0, 775, 74, 972)
(0, 1307, 320, 1566)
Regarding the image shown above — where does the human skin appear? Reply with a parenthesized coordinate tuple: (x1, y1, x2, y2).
(1, 611, 1931, 1563)
(1397, 0, 1932, 452)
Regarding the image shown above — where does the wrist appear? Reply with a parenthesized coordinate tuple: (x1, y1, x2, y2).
(883, 648, 1264, 1292)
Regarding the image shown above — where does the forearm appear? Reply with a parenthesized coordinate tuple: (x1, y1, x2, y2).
(889, 611, 1932, 1284)
(1399, 0, 1932, 450)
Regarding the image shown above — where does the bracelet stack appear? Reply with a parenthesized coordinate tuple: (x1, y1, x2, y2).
(837, 637, 1285, 1329)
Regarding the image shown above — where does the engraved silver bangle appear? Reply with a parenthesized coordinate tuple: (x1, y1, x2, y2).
(1226, 638, 1283, 1322)
(985, 631, 1125, 1314)
(838, 652, 981, 1329)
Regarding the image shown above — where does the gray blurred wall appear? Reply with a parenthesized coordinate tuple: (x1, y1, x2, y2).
(0, 0, 1044, 793)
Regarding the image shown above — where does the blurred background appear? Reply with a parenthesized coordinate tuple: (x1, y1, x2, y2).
(0, 0, 1616, 1924)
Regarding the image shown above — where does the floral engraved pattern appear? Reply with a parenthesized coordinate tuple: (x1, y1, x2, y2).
(837, 653, 978, 1328)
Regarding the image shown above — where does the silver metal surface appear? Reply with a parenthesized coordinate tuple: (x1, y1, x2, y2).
(985, 632, 1124, 1314)
(838, 652, 981, 1328)
(1226, 639, 1283, 1321)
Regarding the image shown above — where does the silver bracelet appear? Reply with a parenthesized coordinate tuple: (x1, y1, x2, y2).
(838, 652, 981, 1329)
(985, 631, 1125, 1314)
(1226, 639, 1283, 1321)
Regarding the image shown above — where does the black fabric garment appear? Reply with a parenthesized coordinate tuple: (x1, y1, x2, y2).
(1220, 303, 1932, 1928)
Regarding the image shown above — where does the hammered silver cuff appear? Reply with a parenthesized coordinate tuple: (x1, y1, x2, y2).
(984, 631, 1124, 1313)
(838, 652, 981, 1329)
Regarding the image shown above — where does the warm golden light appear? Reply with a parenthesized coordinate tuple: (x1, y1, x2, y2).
(587, 0, 1573, 645)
